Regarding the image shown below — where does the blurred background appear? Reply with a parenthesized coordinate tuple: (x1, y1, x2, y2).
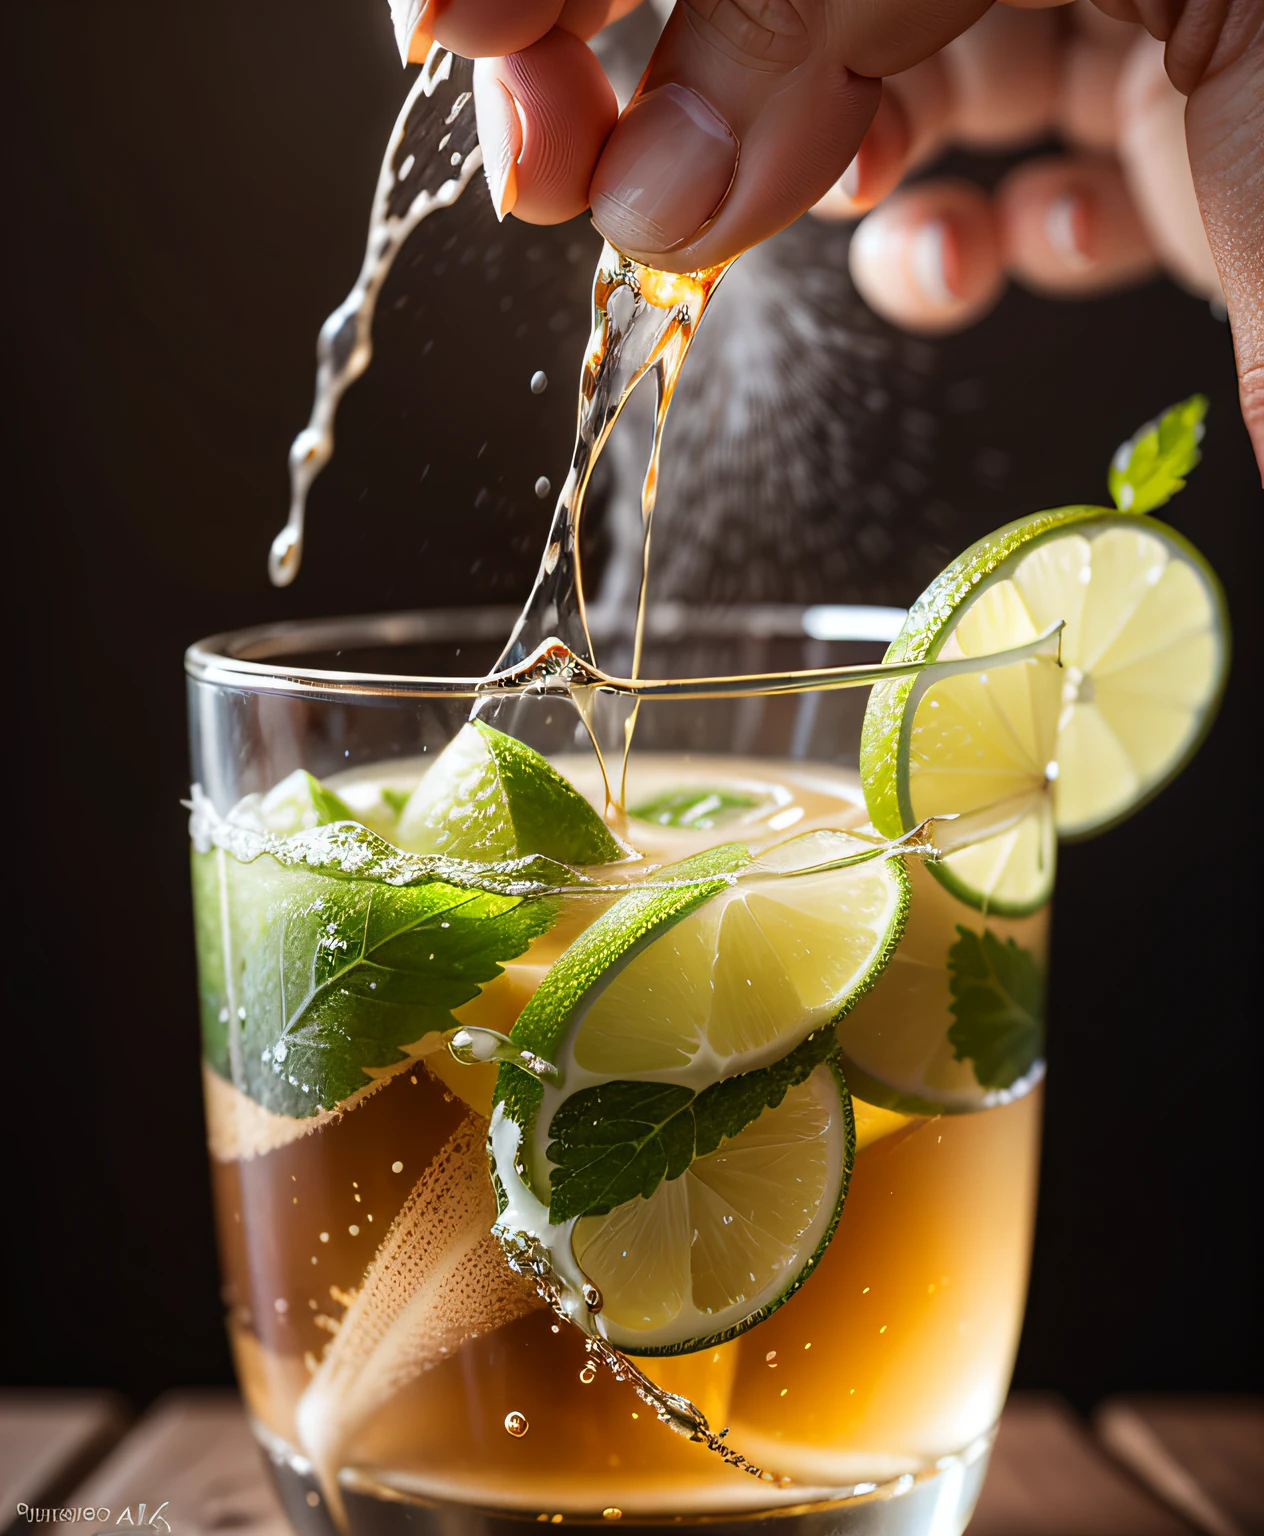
(3, 1, 1259, 1409)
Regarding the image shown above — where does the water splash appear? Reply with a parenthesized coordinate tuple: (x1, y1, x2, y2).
(488, 253, 730, 678)
(269, 48, 483, 587)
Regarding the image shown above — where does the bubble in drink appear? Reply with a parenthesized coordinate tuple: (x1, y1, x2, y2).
(579, 1365, 596, 1385)
(530, 371, 548, 394)
(582, 1283, 603, 1312)
(504, 1411, 529, 1437)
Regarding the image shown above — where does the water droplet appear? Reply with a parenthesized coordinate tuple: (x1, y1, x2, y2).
(534, 476, 551, 499)
(504, 1411, 529, 1437)
(530, 370, 548, 394)
(269, 525, 302, 587)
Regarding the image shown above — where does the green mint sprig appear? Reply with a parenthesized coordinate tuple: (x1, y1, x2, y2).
(629, 786, 759, 830)
(194, 849, 555, 1116)
(947, 925, 1045, 1090)
(1108, 394, 1208, 514)
(545, 1025, 839, 1222)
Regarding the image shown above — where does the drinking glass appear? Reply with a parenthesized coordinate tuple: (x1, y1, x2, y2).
(187, 604, 1048, 1536)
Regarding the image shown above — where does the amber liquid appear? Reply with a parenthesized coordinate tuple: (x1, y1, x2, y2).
(205, 761, 1043, 1518)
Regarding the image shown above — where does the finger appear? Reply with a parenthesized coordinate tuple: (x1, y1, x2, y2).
(588, 2, 881, 268)
(1057, 32, 1134, 146)
(474, 28, 618, 223)
(813, 88, 912, 218)
(887, 54, 955, 168)
(557, 0, 647, 40)
(939, 4, 1063, 148)
(996, 154, 1158, 292)
(848, 180, 1006, 333)
(813, 55, 951, 221)
(1116, 34, 1221, 297)
(1180, 3, 1264, 480)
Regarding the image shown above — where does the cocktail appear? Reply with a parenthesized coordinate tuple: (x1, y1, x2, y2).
(188, 397, 1226, 1536)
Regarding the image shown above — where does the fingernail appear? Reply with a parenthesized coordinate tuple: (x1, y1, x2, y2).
(591, 84, 738, 255)
(1045, 193, 1095, 269)
(909, 218, 961, 305)
(476, 77, 523, 221)
(839, 155, 862, 204)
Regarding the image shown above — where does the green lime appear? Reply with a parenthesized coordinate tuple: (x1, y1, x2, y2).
(490, 837, 906, 1351)
(861, 508, 1228, 914)
(396, 721, 625, 865)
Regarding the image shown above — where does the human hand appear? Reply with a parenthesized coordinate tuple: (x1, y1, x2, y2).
(393, 0, 1264, 477)
(822, 6, 1221, 333)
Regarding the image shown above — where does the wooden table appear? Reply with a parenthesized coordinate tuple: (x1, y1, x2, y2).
(2, 1394, 1259, 1536)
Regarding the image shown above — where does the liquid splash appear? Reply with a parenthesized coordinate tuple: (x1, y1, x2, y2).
(269, 48, 482, 587)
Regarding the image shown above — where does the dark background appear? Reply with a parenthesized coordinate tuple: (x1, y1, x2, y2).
(4, 2, 1260, 1410)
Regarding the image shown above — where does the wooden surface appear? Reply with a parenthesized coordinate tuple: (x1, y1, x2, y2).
(2, 1393, 1259, 1536)
(0, 1393, 128, 1524)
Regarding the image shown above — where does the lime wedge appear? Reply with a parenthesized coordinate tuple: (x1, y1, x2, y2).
(571, 1059, 852, 1353)
(257, 769, 355, 836)
(396, 721, 625, 865)
(862, 507, 1228, 913)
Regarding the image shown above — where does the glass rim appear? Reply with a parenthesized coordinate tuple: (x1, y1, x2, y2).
(185, 603, 916, 702)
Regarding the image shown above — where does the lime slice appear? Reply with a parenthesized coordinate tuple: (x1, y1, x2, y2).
(505, 835, 908, 1102)
(396, 721, 625, 865)
(490, 839, 902, 1351)
(836, 859, 1048, 1114)
(571, 1059, 852, 1353)
(862, 508, 1228, 913)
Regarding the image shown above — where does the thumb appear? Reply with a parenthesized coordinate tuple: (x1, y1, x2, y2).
(588, 1, 880, 268)
(1177, 3, 1264, 481)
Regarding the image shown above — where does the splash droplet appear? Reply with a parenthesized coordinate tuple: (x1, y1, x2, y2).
(269, 525, 302, 587)
(504, 1411, 529, 1437)
(535, 476, 551, 499)
(530, 370, 548, 394)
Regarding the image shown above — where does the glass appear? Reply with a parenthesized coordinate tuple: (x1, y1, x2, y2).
(187, 605, 1047, 1536)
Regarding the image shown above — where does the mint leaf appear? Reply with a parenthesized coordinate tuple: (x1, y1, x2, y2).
(629, 787, 759, 830)
(192, 847, 555, 1117)
(947, 926, 1044, 1090)
(1108, 394, 1208, 514)
(545, 1026, 838, 1222)
(191, 849, 232, 1078)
